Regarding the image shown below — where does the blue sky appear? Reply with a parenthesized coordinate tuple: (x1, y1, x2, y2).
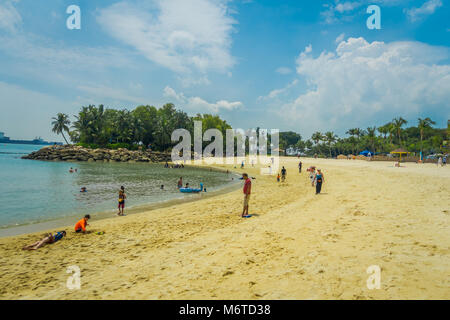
(0, 0, 449, 141)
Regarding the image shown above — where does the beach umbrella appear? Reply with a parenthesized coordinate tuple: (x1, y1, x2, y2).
(359, 150, 373, 157)
(390, 148, 409, 162)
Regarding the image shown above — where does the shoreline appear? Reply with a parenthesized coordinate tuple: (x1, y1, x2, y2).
(0, 167, 242, 238)
(0, 157, 448, 299)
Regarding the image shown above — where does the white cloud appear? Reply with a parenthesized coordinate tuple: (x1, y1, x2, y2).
(0, 82, 77, 141)
(276, 67, 292, 75)
(0, 1, 22, 32)
(163, 86, 243, 113)
(335, 33, 345, 43)
(258, 79, 298, 101)
(77, 84, 149, 105)
(274, 37, 450, 135)
(335, 1, 362, 13)
(97, 0, 237, 76)
(321, 0, 410, 24)
(405, 0, 443, 22)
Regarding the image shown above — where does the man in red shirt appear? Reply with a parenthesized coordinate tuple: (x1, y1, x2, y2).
(242, 173, 251, 218)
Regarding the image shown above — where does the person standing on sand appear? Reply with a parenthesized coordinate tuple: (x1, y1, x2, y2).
(298, 160, 302, 173)
(118, 186, 126, 216)
(242, 173, 251, 218)
(309, 167, 316, 185)
(313, 169, 325, 194)
(281, 166, 287, 182)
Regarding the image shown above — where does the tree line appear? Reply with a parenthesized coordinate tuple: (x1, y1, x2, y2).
(278, 117, 448, 157)
(52, 104, 231, 151)
(52, 108, 447, 157)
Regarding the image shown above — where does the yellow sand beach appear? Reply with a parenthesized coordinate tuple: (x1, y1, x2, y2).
(0, 157, 449, 299)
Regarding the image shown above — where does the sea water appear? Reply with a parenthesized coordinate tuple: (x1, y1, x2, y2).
(0, 144, 234, 228)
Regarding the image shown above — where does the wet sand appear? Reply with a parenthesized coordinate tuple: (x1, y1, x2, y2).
(0, 157, 449, 299)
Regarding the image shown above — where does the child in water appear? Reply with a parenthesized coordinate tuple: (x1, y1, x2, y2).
(117, 187, 126, 216)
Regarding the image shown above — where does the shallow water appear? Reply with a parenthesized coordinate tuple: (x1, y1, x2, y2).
(0, 144, 234, 228)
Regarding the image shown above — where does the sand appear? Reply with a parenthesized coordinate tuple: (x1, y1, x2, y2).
(0, 157, 449, 300)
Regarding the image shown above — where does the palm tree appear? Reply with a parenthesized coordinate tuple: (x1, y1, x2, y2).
(311, 132, 323, 145)
(418, 117, 436, 155)
(377, 125, 388, 141)
(324, 131, 337, 158)
(354, 128, 364, 140)
(392, 117, 407, 146)
(366, 126, 377, 153)
(346, 128, 358, 137)
(51, 113, 71, 145)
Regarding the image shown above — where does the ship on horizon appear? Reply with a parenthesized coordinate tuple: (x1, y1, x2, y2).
(0, 131, 61, 146)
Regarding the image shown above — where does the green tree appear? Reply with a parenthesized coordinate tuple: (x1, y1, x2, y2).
(392, 117, 407, 146)
(417, 117, 436, 154)
(324, 131, 337, 158)
(51, 113, 71, 145)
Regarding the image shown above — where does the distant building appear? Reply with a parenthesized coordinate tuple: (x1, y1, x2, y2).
(0, 131, 58, 145)
(0, 132, 10, 141)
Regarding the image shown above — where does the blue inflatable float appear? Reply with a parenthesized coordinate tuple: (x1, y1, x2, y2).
(179, 183, 204, 193)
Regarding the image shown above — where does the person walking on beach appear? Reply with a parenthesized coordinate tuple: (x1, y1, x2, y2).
(313, 169, 325, 195)
(438, 157, 442, 167)
(281, 166, 287, 182)
(75, 215, 90, 233)
(242, 173, 251, 218)
(118, 186, 126, 216)
(308, 167, 316, 185)
(298, 160, 302, 173)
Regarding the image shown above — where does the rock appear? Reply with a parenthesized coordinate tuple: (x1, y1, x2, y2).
(21, 145, 171, 163)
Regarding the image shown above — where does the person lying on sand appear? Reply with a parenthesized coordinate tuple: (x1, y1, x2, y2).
(22, 231, 66, 250)
(75, 215, 90, 233)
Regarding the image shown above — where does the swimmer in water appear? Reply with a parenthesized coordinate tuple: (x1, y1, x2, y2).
(80, 187, 87, 193)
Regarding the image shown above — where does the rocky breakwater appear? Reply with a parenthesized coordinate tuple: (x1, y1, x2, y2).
(21, 145, 172, 163)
